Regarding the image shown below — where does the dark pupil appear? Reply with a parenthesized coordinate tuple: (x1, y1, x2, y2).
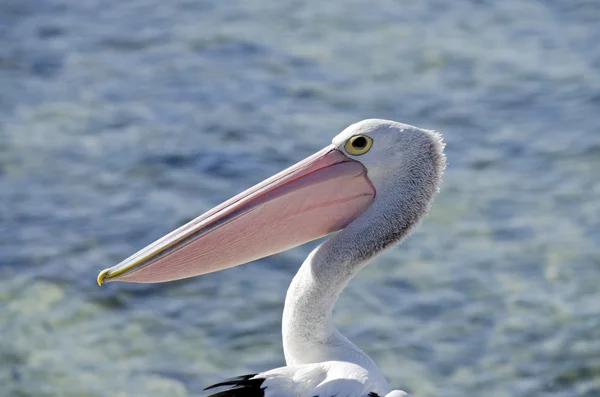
(352, 136, 367, 149)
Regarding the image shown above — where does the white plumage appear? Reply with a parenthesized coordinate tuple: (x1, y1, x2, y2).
(206, 361, 408, 397)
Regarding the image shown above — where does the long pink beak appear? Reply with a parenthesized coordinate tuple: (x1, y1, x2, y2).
(97, 145, 375, 285)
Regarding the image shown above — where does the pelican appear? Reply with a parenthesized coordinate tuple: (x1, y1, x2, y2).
(97, 119, 446, 397)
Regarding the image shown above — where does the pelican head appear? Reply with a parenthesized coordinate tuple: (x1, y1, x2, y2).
(97, 119, 445, 285)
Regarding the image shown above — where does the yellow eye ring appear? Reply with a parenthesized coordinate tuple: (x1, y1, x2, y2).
(344, 135, 373, 156)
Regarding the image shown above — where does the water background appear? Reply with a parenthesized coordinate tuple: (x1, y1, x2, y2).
(1, 1, 599, 396)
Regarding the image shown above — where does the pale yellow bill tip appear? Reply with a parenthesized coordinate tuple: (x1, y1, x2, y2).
(97, 268, 111, 286)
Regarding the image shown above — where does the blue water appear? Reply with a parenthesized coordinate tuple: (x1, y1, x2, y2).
(1, 1, 599, 396)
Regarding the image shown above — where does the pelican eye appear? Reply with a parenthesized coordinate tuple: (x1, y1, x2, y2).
(344, 135, 373, 156)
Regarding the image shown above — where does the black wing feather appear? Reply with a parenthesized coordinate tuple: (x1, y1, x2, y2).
(204, 373, 381, 397)
(205, 374, 266, 397)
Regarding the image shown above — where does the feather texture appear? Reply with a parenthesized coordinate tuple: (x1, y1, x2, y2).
(205, 374, 265, 397)
(205, 361, 408, 397)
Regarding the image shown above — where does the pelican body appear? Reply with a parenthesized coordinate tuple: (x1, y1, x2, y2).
(98, 119, 446, 397)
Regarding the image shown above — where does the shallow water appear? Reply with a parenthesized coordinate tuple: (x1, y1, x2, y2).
(1, 0, 599, 396)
